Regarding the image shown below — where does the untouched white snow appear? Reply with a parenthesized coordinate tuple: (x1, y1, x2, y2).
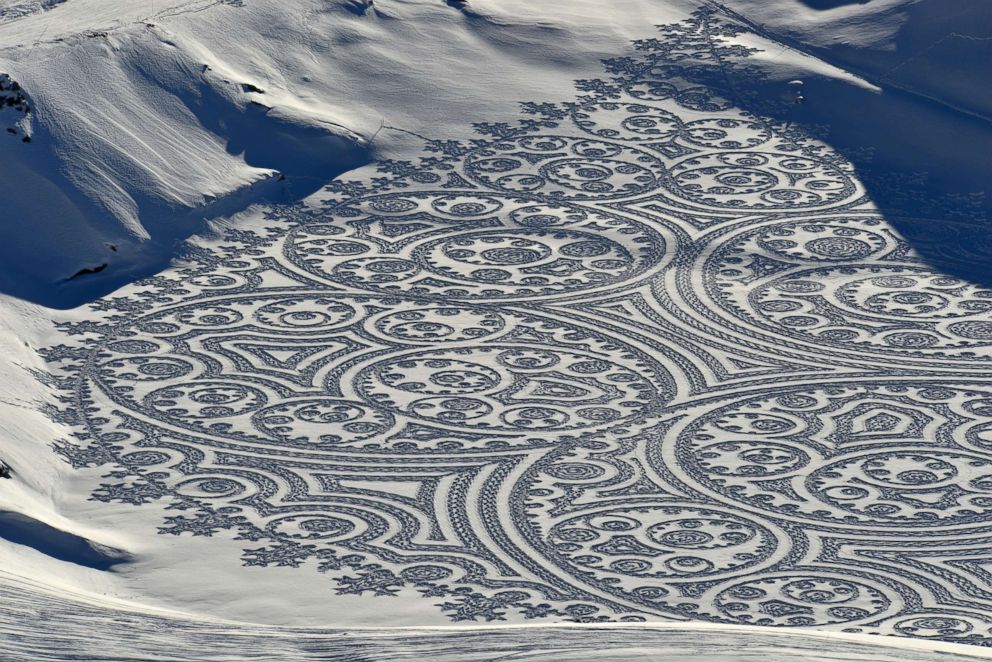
(1, 0, 991, 659)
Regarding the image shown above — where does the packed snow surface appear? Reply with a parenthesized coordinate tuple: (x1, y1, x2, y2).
(1, 0, 991, 660)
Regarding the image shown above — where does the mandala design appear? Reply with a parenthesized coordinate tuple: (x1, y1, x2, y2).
(40, 9, 992, 646)
(87, 293, 671, 451)
(710, 574, 897, 627)
(545, 504, 785, 589)
(285, 192, 670, 299)
(570, 101, 773, 153)
(571, 102, 684, 143)
(668, 152, 856, 210)
(356, 346, 661, 432)
(707, 217, 992, 360)
(673, 383, 992, 529)
(464, 136, 666, 200)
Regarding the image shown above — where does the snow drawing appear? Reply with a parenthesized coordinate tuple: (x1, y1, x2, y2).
(40, 9, 992, 644)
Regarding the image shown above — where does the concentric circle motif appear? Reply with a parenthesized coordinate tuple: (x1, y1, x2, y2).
(711, 261, 992, 360)
(355, 346, 664, 432)
(175, 476, 250, 499)
(675, 384, 992, 528)
(625, 74, 735, 112)
(807, 450, 992, 524)
(682, 118, 772, 149)
(96, 355, 194, 382)
(253, 298, 358, 331)
(90, 292, 671, 451)
(545, 505, 783, 598)
(891, 614, 986, 639)
(569, 102, 772, 151)
(712, 575, 895, 626)
(266, 514, 365, 542)
(253, 399, 396, 449)
(370, 306, 506, 343)
(144, 382, 267, 420)
(571, 102, 682, 143)
(286, 192, 668, 299)
(464, 136, 666, 200)
(669, 152, 856, 209)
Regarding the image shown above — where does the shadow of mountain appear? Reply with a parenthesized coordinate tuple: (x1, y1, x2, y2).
(0, 57, 371, 310)
(795, 0, 871, 9)
(0, 511, 128, 570)
(584, 7, 992, 286)
(0, 148, 370, 312)
(761, 74, 992, 285)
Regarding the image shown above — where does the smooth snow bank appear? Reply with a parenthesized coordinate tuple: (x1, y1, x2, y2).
(3, 573, 991, 662)
(0, 4, 370, 305)
(719, 0, 992, 120)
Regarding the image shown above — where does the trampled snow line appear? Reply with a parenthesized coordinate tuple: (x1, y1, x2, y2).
(2, 574, 991, 661)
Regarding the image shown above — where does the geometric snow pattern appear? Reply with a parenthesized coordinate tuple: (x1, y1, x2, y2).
(41, 9, 992, 645)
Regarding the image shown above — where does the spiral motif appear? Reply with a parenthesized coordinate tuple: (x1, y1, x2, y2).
(675, 384, 992, 529)
(544, 505, 784, 608)
(571, 102, 682, 142)
(356, 346, 663, 432)
(712, 575, 894, 626)
(670, 152, 856, 209)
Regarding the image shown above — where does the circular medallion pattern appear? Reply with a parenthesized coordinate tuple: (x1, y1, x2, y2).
(286, 192, 669, 299)
(675, 384, 992, 528)
(716, 264, 992, 359)
(41, 9, 992, 643)
(464, 136, 666, 200)
(356, 346, 661, 432)
(669, 152, 856, 209)
(547, 505, 781, 586)
(712, 575, 895, 626)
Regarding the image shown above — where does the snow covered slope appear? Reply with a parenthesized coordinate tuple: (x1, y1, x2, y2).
(1, 0, 991, 659)
(0, 0, 673, 306)
(0, 0, 986, 305)
(4, 571, 992, 662)
(720, 0, 992, 120)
